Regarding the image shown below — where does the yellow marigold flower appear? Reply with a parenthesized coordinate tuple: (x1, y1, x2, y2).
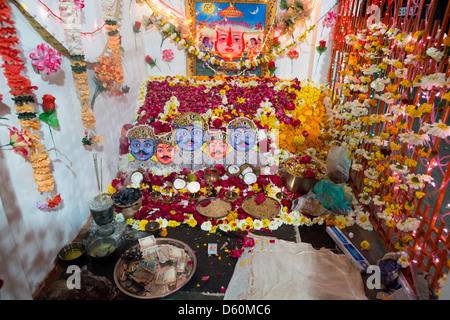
(380, 132, 389, 139)
(139, 219, 148, 231)
(388, 72, 396, 79)
(160, 227, 167, 237)
(395, 242, 405, 251)
(402, 235, 413, 244)
(415, 191, 426, 199)
(186, 218, 197, 227)
(405, 201, 415, 211)
(404, 44, 415, 53)
(400, 79, 412, 88)
(360, 240, 371, 250)
(413, 30, 425, 40)
(390, 142, 401, 151)
(393, 61, 403, 68)
(167, 220, 181, 227)
(335, 217, 346, 229)
(386, 219, 396, 228)
(419, 103, 432, 113)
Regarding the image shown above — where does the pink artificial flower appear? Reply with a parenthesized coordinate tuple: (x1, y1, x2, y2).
(229, 248, 244, 258)
(8, 127, 33, 157)
(323, 11, 337, 28)
(286, 49, 299, 59)
(74, 0, 84, 11)
(29, 44, 62, 75)
(162, 49, 174, 62)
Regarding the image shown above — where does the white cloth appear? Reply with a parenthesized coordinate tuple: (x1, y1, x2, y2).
(224, 234, 368, 300)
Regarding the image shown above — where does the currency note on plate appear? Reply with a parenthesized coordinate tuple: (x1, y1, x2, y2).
(139, 235, 156, 251)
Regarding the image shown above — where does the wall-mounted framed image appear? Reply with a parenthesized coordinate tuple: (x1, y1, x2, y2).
(186, 0, 277, 77)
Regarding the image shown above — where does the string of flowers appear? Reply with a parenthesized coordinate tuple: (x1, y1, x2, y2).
(92, 0, 129, 108)
(0, 0, 61, 209)
(59, 0, 104, 146)
(140, 0, 334, 74)
(329, 23, 450, 254)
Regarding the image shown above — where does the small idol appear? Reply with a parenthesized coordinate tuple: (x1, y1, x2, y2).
(127, 124, 156, 162)
(172, 112, 209, 170)
(154, 132, 175, 165)
(226, 117, 268, 166)
(205, 129, 229, 165)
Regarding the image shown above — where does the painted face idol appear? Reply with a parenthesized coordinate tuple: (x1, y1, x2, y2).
(155, 133, 175, 165)
(215, 27, 245, 61)
(173, 112, 208, 152)
(206, 131, 228, 159)
(228, 117, 257, 152)
(127, 125, 156, 161)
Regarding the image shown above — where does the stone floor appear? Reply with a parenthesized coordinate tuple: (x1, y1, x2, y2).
(34, 216, 398, 300)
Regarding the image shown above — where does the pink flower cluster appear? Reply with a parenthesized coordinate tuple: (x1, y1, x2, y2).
(29, 44, 62, 75)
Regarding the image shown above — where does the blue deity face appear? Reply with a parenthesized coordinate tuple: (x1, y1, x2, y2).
(230, 127, 256, 152)
(175, 125, 205, 151)
(130, 138, 155, 161)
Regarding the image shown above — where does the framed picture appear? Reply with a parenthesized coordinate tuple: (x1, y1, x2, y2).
(186, 0, 277, 77)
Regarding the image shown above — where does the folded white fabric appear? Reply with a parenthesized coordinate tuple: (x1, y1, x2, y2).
(225, 233, 367, 300)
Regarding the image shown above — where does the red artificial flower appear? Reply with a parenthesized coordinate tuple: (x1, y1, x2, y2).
(267, 61, 275, 70)
(319, 40, 327, 49)
(42, 94, 56, 113)
(133, 21, 141, 33)
(8, 127, 33, 157)
(243, 235, 255, 248)
(229, 248, 244, 258)
(47, 194, 62, 208)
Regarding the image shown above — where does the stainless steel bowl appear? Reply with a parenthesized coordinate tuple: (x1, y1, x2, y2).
(281, 157, 325, 195)
(58, 242, 86, 263)
(87, 237, 117, 261)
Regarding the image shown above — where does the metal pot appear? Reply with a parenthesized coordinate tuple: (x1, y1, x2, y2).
(280, 157, 323, 195)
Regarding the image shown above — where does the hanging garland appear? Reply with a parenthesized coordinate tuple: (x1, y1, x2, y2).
(59, 0, 104, 146)
(92, 0, 129, 107)
(141, 0, 336, 74)
(0, 0, 61, 209)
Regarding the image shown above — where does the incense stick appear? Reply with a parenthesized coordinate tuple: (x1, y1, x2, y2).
(93, 154, 102, 203)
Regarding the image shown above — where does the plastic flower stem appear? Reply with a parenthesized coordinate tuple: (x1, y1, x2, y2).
(167, 62, 171, 73)
(0, 143, 12, 148)
(47, 123, 58, 156)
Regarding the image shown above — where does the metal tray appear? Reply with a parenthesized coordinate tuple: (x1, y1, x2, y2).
(113, 238, 197, 299)
(241, 195, 281, 219)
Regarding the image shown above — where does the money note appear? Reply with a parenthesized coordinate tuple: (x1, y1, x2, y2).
(139, 235, 156, 251)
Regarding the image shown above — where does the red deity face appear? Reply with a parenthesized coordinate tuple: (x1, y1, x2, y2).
(214, 27, 245, 61)
(156, 143, 175, 164)
(207, 138, 228, 159)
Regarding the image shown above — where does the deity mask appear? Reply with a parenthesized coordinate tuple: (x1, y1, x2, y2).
(173, 112, 208, 152)
(215, 27, 245, 61)
(155, 133, 175, 164)
(228, 117, 257, 152)
(206, 130, 228, 159)
(127, 125, 156, 161)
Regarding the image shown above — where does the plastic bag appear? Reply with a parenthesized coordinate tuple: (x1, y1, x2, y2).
(312, 179, 352, 214)
(326, 145, 351, 184)
(291, 191, 337, 216)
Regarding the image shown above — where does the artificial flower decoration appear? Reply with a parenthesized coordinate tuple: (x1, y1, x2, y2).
(29, 44, 62, 75)
(145, 55, 161, 71)
(133, 21, 141, 49)
(39, 94, 59, 127)
(316, 40, 327, 54)
(74, 0, 84, 11)
(267, 60, 276, 76)
(1, 127, 34, 157)
(162, 49, 174, 71)
(322, 11, 337, 28)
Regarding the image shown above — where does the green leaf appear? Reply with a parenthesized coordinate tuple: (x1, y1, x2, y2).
(47, 114, 60, 127)
(39, 112, 49, 124)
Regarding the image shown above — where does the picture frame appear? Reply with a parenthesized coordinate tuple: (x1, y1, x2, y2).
(186, 0, 277, 77)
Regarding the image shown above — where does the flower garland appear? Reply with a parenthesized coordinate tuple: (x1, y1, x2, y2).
(59, 0, 104, 146)
(142, 6, 317, 74)
(329, 23, 450, 250)
(0, 0, 60, 209)
(92, 0, 128, 100)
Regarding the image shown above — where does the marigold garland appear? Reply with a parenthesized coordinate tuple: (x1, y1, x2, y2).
(59, 0, 103, 146)
(0, 0, 59, 204)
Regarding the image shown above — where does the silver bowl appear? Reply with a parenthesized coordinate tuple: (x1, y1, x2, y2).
(87, 237, 117, 261)
(58, 242, 86, 263)
(281, 157, 325, 195)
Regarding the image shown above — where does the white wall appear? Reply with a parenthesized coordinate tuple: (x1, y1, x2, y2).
(0, 0, 334, 299)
